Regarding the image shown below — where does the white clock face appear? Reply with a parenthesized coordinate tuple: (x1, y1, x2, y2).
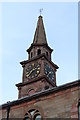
(45, 63, 55, 81)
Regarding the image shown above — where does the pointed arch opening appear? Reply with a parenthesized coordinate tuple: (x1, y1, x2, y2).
(37, 49, 41, 56)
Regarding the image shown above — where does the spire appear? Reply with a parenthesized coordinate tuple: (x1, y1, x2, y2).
(27, 15, 53, 58)
(33, 16, 47, 44)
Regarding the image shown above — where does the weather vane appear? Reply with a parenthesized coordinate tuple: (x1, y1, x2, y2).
(39, 8, 43, 15)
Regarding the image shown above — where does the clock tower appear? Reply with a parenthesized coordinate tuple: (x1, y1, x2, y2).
(16, 16, 59, 98)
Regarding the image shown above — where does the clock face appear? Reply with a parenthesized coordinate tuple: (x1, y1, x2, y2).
(26, 62, 41, 79)
(45, 63, 55, 81)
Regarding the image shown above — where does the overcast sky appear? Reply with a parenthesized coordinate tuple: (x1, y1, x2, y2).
(0, 2, 78, 104)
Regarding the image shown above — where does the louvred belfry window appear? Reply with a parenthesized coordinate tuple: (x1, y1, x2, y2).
(24, 109, 41, 120)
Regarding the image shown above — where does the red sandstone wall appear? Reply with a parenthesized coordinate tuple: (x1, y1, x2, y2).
(1, 86, 80, 119)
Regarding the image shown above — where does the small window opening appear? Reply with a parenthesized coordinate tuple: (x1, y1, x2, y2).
(37, 49, 41, 56)
(31, 52, 33, 58)
(46, 51, 48, 57)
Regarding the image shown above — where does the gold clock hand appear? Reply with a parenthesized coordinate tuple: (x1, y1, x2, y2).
(26, 67, 37, 77)
(47, 71, 51, 76)
(26, 69, 33, 77)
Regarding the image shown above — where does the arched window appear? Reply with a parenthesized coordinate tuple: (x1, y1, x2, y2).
(37, 49, 41, 56)
(24, 109, 41, 120)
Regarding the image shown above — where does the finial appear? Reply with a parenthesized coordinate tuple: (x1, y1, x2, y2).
(39, 8, 43, 16)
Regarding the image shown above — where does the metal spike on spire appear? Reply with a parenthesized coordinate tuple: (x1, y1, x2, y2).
(39, 8, 43, 16)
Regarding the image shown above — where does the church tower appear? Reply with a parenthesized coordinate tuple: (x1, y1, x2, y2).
(0, 15, 79, 120)
(16, 16, 59, 98)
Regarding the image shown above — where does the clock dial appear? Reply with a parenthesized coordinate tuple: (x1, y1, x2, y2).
(45, 63, 55, 81)
(26, 63, 40, 79)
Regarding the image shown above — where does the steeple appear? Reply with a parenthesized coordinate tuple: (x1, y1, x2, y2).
(33, 16, 47, 45)
(16, 15, 59, 99)
(27, 15, 53, 60)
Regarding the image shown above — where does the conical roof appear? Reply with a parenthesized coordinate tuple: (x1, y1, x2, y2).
(33, 15, 47, 44)
(27, 16, 53, 53)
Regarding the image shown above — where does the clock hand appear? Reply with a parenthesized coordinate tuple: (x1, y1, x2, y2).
(26, 69, 34, 77)
(47, 71, 51, 75)
(49, 71, 51, 74)
(32, 67, 37, 71)
(26, 67, 38, 77)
